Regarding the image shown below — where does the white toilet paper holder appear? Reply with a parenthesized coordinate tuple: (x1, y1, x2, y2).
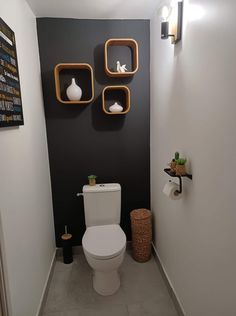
(164, 168, 192, 194)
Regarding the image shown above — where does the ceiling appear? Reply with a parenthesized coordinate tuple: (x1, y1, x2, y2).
(26, 0, 160, 19)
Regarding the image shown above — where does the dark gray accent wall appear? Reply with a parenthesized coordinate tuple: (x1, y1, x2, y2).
(37, 18, 150, 247)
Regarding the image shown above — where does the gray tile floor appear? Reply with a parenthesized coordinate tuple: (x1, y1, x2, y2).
(43, 251, 179, 316)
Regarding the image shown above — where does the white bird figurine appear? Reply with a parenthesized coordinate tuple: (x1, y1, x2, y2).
(116, 61, 128, 73)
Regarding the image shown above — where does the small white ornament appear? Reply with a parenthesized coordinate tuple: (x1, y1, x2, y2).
(116, 61, 121, 72)
(109, 102, 123, 113)
(116, 61, 128, 73)
(66, 78, 82, 101)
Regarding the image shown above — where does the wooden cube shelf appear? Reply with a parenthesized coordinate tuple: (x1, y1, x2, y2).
(105, 39, 139, 77)
(102, 86, 131, 115)
(54, 63, 94, 104)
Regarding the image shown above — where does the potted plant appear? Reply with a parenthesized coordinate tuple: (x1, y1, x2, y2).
(88, 175, 97, 186)
(175, 158, 187, 176)
(169, 152, 179, 173)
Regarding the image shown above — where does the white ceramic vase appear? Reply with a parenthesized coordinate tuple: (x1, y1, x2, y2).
(66, 78, 82, 101)
(109, 102, 123, 113)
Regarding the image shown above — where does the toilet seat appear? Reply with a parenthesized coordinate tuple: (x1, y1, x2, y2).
(82, 224, 126, 260)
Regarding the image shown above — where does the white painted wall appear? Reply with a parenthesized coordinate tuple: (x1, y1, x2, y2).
(0, 0, 55, 315)
(150, 1, 236, 315)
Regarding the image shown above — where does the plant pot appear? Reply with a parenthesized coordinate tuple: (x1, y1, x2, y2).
(169, 161, 176, 173)
(175, 165, 186, 176)
(89, 178, 96, 186)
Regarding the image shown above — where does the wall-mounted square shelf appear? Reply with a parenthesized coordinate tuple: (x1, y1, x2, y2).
(102, 86, 131, 115)
(54, 63, 94, 104)
(104, 39, 139, 77)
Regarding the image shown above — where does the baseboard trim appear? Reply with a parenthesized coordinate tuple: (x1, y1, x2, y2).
(36, 249, 56, 316)
(152, 243, 186, 316)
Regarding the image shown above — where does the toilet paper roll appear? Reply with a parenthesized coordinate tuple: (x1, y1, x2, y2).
(163, 181, 182, 200)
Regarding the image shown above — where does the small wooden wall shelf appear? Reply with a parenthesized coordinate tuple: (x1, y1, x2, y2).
(102, 86, 131, 115)
(54, 63, 94, 104)
(104, 39, 139, 77)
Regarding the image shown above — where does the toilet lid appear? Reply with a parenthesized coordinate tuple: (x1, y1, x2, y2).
(82, 224, 126, 260)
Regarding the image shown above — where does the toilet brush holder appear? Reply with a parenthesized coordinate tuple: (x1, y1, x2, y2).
(61, 226, 73, 264)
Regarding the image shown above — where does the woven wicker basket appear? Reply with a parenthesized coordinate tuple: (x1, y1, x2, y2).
(130, 209, 152, 262)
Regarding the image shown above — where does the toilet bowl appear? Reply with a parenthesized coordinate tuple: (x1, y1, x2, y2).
(82, 224, 126, 295)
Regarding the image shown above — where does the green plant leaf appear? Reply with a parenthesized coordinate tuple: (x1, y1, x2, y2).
(175, 152, 180, 160)
(176, 158, 187, 165)
(88, 175, 97, 179)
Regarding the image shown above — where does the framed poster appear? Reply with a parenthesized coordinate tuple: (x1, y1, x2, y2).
(0, 18, 24, 127)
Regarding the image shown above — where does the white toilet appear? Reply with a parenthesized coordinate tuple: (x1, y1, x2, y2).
(82, 183, 126, 296)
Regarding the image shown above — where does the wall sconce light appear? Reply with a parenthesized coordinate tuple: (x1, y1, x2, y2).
(161, 1, 183, 44)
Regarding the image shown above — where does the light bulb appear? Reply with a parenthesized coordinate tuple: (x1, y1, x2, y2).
(162, 6, 170, 21)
